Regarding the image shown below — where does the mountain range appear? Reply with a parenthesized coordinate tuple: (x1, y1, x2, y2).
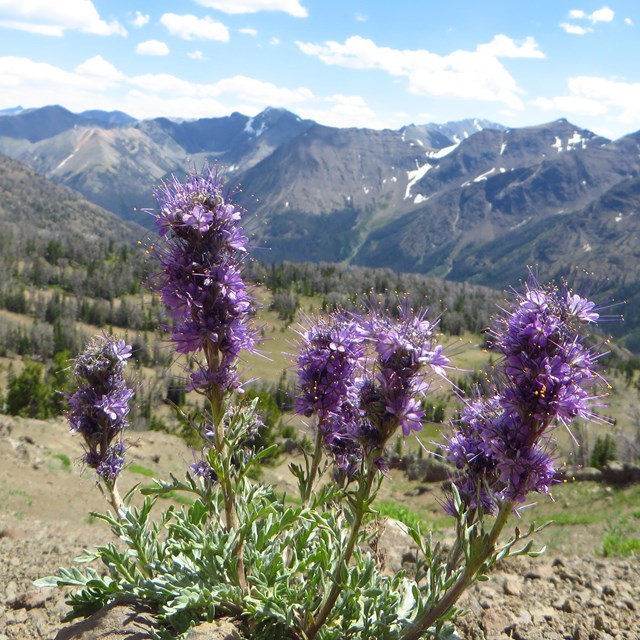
(1, 105, 639, 348)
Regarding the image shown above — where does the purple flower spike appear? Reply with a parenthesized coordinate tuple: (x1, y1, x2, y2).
(68, 335, 134, 482)
(295, 311, 367, 462)
(295, 305, 450, 473)
(148, 168, 257, 396)
(363, 306, 449, 439)
(446, 275, 605, 515)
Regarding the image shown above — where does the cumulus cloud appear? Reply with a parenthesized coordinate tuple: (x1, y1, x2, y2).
(131, 11, 149, 28)
(160, 13, 229, 42)
(296, 34, 544, 111)
(0, 53, 391, 129)
(0, 0, 126, 36)
(535, 75, 640, 131)
(534, 95, 608, 117)
(239, 27, 258, 36)
(75, 55, 125, 83)
(194, 0, 307, 18)
(136, 40, 170, 56)
(296, 94, 381, 129)
(563, 6, 615, 34)
(569, 6, 614, 23)
(560, 23, 592, 35)
(477, 34, 545, 58)
(588, 7, 614, 23)
(188, 50, 206, 60)
(0, 55, 131, 112)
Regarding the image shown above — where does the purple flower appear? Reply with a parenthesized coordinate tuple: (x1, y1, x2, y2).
(446, 275, 605, 514)
(295, 305, 449, 472)
(148, 168, 257, 396)
(295, 311, 366, 420)
(68, 335, 134, 482)
(94, 442, 126, 482)
(566, 293, 599, 324)
(362, 306, 449, 439)
(190, 454, 219, 485)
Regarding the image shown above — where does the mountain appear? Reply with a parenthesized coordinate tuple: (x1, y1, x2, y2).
(78, 109, 137, 126)
(0, 106, 321, 224)
(2, 104, 640, 347)
(0, 105, 134, 143)
(0, 106, 25, 116)
(0, 152, 146, 241)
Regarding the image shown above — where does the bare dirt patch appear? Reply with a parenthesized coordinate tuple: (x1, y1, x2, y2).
(1, 416, 638, 639)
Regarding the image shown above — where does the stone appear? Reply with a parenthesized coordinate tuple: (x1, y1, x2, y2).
(54, 602, 159, 640)
(601, 462, 640, 485)
(571, 467, 603, 482)
(185, 620, 243, 639)
(375, 518, 418, 576)
(405, 458, 452, 483)
(502, 575, 522, 596)
(5, 588, 52, 610)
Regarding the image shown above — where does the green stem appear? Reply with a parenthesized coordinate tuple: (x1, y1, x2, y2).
(203, 349, 246, 589)
(303, 427, 325, 505)
(104, 479, 123, 515)
(398, 500, 514, 640)
(305, 463, 377, 640)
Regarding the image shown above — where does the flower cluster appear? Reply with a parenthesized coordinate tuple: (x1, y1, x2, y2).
(68, 335, 134, 481)
(295, 306, 449, 472)
(295, 311, 367, 469)
(150, 169, 256, 396)
(446, 277, 602, 512)
(364, 308, 450, 440)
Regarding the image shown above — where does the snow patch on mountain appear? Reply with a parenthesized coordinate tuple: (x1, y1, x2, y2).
(404, 160, 432, 199)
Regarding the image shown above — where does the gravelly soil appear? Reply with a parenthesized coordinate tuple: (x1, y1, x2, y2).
(1, 416, 638, 640)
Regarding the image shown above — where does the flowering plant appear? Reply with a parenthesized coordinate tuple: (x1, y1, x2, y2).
(37, 169, 608, 640)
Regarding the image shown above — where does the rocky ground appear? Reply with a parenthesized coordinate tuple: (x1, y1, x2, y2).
(1, 416, 639, 640)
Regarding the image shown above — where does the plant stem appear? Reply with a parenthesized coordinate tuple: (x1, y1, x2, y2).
(303, 427, 325, 505)
(304, 463, 377, 640)
(204, 359, 247, 590)
(104, 479, 123, 515)
(398, 500, 514, 640)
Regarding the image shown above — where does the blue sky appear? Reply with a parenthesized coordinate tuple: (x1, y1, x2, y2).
(0, 1, 639, 139)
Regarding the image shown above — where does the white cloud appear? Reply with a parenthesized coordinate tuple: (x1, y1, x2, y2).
(208, 75, 314, 104)
(566, 6, 614, 28)
(625, 17, 634, 26)
(75, 55, 124, 83)
(136, 40, 170, 56)
(269, 37, 281, 45)
(0, 55, 131, 112)
(188, 50, 206, 60)
(194, 0, 307, 18)
(0, 0, 126, 36)
(562, 6, 615, 35)
(296, 34, 544, 111)
(477, 34, 545, 58)
(239, 27, 258, 36)
(0, 54, 399, 130)
(589, 6, 614, 23)
(560, 23, 592, 35)
(296, 94, 381, 129)
(535, 75, 640, 133)
(131, 11, 149, 28)
(534, 95, 608, 117)
(160, 13, 229, 42)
